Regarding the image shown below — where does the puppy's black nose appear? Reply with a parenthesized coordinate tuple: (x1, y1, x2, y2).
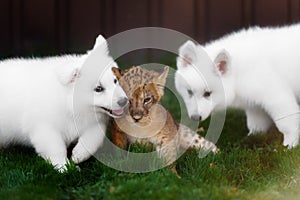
(117, 97, 128, 107)
(191, 115, 202, 121)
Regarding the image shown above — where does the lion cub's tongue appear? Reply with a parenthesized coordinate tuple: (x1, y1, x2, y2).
(112, 109, 124, 116)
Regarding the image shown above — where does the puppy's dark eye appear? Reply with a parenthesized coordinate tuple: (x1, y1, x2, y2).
(187, 89, 193, 97)
(114, 79, 117, 84)
(94, 85, 104, 93)
(144, 97, 152, 104)
(203, 91, 212, 98)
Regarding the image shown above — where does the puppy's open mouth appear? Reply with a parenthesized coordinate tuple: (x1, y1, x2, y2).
(100, 107, 125, 118)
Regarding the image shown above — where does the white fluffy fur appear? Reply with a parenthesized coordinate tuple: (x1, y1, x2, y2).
(0, 35, 128, 171)
(175, 24, 300, 148)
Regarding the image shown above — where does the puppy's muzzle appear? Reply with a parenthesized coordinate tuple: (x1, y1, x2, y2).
(117, 97, 128, 107)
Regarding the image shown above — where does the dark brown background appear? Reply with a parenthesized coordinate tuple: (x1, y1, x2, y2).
(1, 0, 300, 58)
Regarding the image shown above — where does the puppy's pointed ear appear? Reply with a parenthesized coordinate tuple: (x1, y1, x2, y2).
(89, 34, 111, 57)
(56, 66, 80, 85)
(214, 49, 231, 75)
(177, 40, 198, 69)
(155, 66, 169, 96)
(93, 35, 108, 50)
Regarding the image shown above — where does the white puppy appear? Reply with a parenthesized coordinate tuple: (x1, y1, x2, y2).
(0, 35, 128, 171)
(175, 24, 300, 148)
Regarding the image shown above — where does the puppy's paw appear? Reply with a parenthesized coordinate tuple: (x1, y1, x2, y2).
(283, 136, 299, 149)
(54, 163, 68, 173)
(71, 142, 91, 164)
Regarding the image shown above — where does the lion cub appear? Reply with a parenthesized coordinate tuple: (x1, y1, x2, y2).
(111, 66, 219, 165)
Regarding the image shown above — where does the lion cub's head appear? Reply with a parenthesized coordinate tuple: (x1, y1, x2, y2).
(112, 66, 169, 125)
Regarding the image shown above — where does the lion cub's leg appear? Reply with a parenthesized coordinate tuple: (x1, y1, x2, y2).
(110, 119, 128, 149)
(156, 136, 178, 166)
(178, 124, 219, 153)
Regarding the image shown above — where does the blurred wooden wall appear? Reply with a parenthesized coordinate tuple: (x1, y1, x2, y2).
(1, 0, 300, 57)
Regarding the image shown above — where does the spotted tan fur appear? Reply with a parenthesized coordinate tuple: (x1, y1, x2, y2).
(111, 66, 219, 166)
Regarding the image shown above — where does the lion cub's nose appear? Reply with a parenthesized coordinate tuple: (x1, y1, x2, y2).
(132, 114, 142, 121)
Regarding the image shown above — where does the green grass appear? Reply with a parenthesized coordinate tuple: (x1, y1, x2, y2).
(1, 58, 300, 199)
(1, 110, 300, 200)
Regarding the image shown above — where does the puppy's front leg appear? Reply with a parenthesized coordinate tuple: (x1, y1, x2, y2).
(30, 127, 68, 172)
(71, 125, 105, 164)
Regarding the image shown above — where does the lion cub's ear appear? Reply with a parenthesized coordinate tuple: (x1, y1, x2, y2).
(156, 66, 169, 86)
(111, 66, 135, 80)
(155, 66, 169, 96)
(111, 67, 122, 80)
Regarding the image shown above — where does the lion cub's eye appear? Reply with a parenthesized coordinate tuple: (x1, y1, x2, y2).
(144, 97, 152, 104)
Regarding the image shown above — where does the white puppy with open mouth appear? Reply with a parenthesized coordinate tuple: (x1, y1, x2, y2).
(0, 35, 128, 172)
